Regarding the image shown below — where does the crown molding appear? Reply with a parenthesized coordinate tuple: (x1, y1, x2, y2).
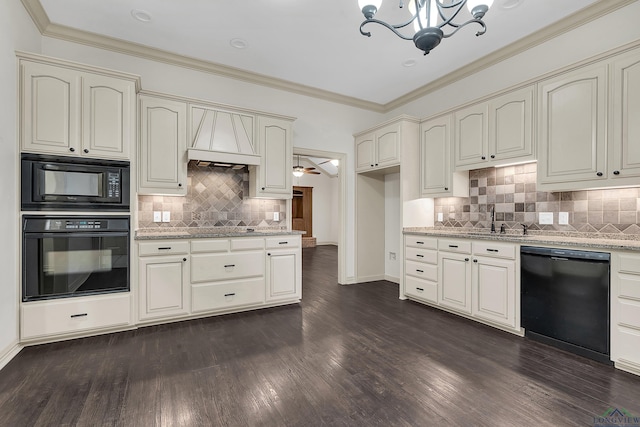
(20, 0, 634, 113)
(383, 0, 636, 111)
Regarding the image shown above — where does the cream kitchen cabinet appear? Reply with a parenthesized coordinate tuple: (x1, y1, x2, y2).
(20, 56, 137, 160)
(420, 114, 468, 198)
(138, 240, 190, 321)
(265, 236, 302, 302)
(138, 94, 188, 195)
(471, 241, 517, 330)
(249, 116, 293, 198)
(609, 48, 640, 183)
(404, 235, 438, 303)
(437, 239, 472, 315)
(537, 62, 608, 192)
(611, 251, 640, 376)
(355, 121, 401, 173)
(454, 85, 534, 170)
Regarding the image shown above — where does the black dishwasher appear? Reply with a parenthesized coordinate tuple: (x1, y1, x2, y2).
(520, 246, 611, 364)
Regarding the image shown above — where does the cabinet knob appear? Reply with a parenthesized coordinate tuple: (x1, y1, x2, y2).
(613, 170, 620, 175)
(473, 259, 478, 263)
(596, 172, 603, 177)
(83, 149, 89, 153)
(444, 187, 448, 191)
(375, 163, 379, 166)
(481, 156, 486, 160)
(178, 183, 182, 187)
(183, 258, 187, 262)
(261, 187, 265, 191)
(69, 147, 75, 152)
(267, 253, 271, 256)
(465, 258, 469, 262)
(490, 155, 495, 159)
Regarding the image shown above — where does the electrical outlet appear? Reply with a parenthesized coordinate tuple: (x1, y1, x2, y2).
(389, 252, 396, 261)
(162, 211, 171, 222)
(539, 212, 554, 225)
(437, 212, 443, 222)
(559, 212, 569, 225)
(273, 212, 280, 221)
(153, 211, 162, 222)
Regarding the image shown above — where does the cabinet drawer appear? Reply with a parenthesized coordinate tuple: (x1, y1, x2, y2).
(231, 238, 264, 251)
(405, 247, 437, 265)
(139, 240, 190, 256)
(472, 241, 516, 260)
(266, 236, 300, 249)
(613, 325, 640, 366)
(21, 293, 131, 340)
(618, 253, 640, 275)
(192, 278, 264, 313)
(405, 235, 437, 249)
(406, 260, 438, 282)
(618, 273, 640, 300)
(438, 239, 471, 254)
(191, 239, 229, 254)
(191, 252, 264, 283)
(618, 299, 640, 328)
(405, 276, 437, 303)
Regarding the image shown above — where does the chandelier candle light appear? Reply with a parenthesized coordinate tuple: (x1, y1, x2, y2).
(358, 0, 494, 55)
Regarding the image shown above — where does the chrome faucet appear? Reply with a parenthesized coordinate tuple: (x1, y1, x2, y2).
(490, 206, 496, 233)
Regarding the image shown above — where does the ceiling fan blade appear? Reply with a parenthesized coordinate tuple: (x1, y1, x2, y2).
(317, 160, 331, 165)
(305, 171, 321, 175)
(303, 167, 316, 171)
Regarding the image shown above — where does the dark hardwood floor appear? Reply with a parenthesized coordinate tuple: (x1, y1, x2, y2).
(1, 245, 639, 426)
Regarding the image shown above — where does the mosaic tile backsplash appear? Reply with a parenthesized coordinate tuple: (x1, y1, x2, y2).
(138, 162, 287, 229)
(435, 163, 640, 235)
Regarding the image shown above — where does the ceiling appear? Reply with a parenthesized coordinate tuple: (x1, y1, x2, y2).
(24, 0, 622, 110)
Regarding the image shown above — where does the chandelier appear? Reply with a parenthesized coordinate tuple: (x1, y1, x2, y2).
(358, 0, 494, 55)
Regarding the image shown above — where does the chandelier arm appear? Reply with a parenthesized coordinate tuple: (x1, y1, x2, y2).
(441, 19, 487, 38)
(436, 1, 466, 29)
(360, 19, 418, 40)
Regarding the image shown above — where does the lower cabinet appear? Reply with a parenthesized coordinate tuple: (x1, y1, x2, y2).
(138, 241, 190, 321)
(611, 251, 640, 375)
(265, 237, 302, 302)
(404, 234, 519, 334)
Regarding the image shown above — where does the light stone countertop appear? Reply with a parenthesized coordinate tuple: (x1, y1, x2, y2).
(135, 227, 305, 240)
(403, 227, 640, 252)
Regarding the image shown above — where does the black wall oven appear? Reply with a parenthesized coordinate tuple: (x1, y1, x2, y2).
(21, 153, 130, 211)
(22, 216, 130, 302)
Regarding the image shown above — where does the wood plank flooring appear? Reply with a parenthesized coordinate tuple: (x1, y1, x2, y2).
(1, 245, 639, 426)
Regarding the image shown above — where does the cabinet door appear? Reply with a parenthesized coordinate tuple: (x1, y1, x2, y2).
(21, 61, 80, 155)
(82, 74, 135, 160)
(139, 255, 189, 320)
(266, 249, 301, 302)
(537, 63, 608, 191)
(421, 115, 451, 196)
(438, 252, 472, 314)
(489, 86, 534, 165)
(253, 116, 292, 198)
(472, 256, 516, 328)
(355, 133, 375, 172)
(375, 123, 400, 168)
(139, 95, 187, 195)
(454, 103, 488, 169)
(610, 49, 640, 180)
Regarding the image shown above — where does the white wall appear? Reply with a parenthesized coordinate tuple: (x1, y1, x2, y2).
(384, 172, 400, 282)
(39, 37, 386, 283)
(0, 0, 42, 364)
(292, 159, 339, 245)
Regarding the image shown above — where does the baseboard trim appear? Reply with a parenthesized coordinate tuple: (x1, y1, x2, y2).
(385, 275, 400, 284)
(0, 342, 23, 371)
(317, 242, 338, 246)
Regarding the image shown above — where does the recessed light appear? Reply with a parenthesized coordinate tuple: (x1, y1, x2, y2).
(131, 9, 152, 23)
(230, 38, 249, 49)
(402, 59, 417, 67)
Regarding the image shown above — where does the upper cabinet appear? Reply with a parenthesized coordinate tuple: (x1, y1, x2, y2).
(355, 121, 401, 173)
(249, 116, 293, 199)
(420, 114, 468, 198)
(20, 56, 137, 160)
(138, 94, 188, 196)
(454, 85, 534, 170)
(537, 62, 609, 192)
(609, 48, 640, 183)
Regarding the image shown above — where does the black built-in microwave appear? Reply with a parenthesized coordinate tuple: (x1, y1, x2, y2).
(21, 153, 130, 211)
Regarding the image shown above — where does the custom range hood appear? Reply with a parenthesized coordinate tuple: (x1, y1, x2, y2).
(187, 108, 261, 166)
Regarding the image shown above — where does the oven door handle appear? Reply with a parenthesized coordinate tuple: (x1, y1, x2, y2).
(23, 231, 130, 239)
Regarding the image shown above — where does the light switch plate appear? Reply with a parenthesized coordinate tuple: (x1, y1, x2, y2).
(437, 212, 444, 222)
(539, 212, 554, 224)
(558, 212, 569, 225)
(273, 212, 280, 221)
(162, 211, 171, 222)
(153, 211, 162, 222)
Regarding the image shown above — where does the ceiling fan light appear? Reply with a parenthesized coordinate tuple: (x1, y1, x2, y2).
(293, 169, 304, 177)
(330, 159, 340, 167)
(467, 0, 493, 18)
(359, 0, 383, 19)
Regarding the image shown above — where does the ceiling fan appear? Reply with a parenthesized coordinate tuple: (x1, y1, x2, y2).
(293, 155, 320, 176)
